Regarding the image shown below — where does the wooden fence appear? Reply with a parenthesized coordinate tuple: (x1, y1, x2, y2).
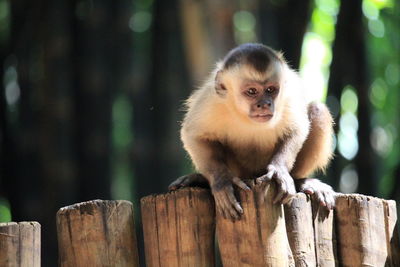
(0, 182, 399, 266)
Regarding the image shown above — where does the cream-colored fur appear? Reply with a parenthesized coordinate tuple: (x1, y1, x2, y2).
(181, 64, 320, 180)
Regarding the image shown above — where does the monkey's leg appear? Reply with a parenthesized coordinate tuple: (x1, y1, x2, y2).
(291, 102, 336, 209)
(168, 173, 209, 191)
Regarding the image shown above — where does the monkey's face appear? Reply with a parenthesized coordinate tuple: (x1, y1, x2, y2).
(239, 79, 279, 123)
(222, 66, 282, 124)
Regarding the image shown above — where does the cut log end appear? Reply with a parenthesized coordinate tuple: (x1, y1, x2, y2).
(56, 199, 139, 267)
(0, 221, 41, 267)
(141, 187, 215, 267)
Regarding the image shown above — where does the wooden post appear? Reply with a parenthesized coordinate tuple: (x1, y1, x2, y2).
(141, 187, 215, 267)
(0, 222, 41, 267)
(312, 201, 338, 267)
(335, 194, 389, 266)
(56, 200, 139, 267)
(284, 193, 316, 266)
(216, 181, 293, 267)
(383, 200, 400, 266)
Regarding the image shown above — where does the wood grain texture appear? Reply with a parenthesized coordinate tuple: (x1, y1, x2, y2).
(216, 181, 293, 267)
(383, 200, 400, 266)
(335, 194, 388, 266)
(0, 221, 41, 267)
(312, 200, 338, 267)
(56, 200, 139, 267)
(141, 187, 215, 267)
(284, 193, 316, 266)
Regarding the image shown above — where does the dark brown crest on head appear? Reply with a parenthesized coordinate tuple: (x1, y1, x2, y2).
(223, 43, 281, 73)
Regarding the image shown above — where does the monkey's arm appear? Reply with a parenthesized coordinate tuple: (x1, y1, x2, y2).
(257, 125, 309, 204)
(181, 130, 250, 220)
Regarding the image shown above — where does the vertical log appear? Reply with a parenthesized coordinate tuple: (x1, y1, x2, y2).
(383, 200, 400, 266)
(216, 181, 293, 267)
(284, 193, 316, 266)
(0, 221, 41, 267)
(312, 200, 338, 267)
(56, 200, 139, 267)
(335, 194, 388, 266)
(141, 187, 215, 267)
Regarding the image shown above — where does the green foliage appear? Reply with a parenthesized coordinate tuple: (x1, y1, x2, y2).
(233, 10, 257, 44)
(0, 198, 11, 222)
(363, 0, 400, 196)
(300, 0, 339, 102)
(302, 0, 399, 196)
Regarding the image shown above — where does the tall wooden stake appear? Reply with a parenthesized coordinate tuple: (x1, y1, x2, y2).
(285, 193, 316, 266)
(141, 187, 215, 267)
(216, 181, 293, 267)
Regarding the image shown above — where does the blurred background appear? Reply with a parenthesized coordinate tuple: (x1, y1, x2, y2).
(0, 0, 399, 265)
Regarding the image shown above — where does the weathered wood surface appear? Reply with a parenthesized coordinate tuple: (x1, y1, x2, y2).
(284, 193, 316, 266)
(56, 200, 139, 267)
(0, 221, 41, 267)
(383, 200, 400, 266)
(141, 187, 215, 267)
(216, 181, 294, 267)
(312, 201, 338, 267)
(335, 194, 400, 267)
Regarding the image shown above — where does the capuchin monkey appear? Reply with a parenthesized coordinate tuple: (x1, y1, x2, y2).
(169, 43, 336, 220)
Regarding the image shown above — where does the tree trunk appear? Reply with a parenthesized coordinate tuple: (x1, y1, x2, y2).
(36, 0, 78, 265)
(133, 0, 189, 199)
(327, 0, 376, 194)
(74, 0, 114, 202)
(258, 0, 312, 70)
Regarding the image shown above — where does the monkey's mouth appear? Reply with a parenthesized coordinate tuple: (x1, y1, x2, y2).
(250, 113, 273, 122)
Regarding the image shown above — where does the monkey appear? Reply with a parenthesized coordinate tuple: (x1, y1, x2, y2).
(169, 43, 336, 220)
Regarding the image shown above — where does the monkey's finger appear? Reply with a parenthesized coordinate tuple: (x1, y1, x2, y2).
(224, 187, 243, 215)
(216, 199, 229, 219)
(214, 196, 226, 217)
(281, 192, 293, 205)
(315, 191, 327, 207)
(273, 184, 287, 204)
(298, 182, 314, 195)
(266, 165, 276, 179)
(256, 174, 270, 185)
(232, 177, 251, 191)
(324, 192, 336, 210)
(168, 183, 182, 191)
(168, 185, 177, 191)
(220, 207, 228, 220)
(266, 170, 275, 180)
(226, 206, 239, 221)
(168, 177, 186, 191)
(168, 181, 180, 191)
(226, 190, 243, 214)
(303, 188, 314, 195)
(256, 186, 266, 204)
(221, 194, 240, 220)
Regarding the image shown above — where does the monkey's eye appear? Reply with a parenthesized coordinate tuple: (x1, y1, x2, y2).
(246, 88, 258, 96)
(266, 86, 277, 94)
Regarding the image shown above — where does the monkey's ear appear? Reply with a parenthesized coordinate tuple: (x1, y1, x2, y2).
(215, 71, 227, 97)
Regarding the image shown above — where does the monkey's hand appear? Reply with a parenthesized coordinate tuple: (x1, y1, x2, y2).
(295, 178, 336, 210)
(211, 176, 250, 221)
(168, 173, 209, 191)
(256, 164, 296, 205)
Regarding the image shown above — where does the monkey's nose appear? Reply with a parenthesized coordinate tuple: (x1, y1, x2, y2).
(256, 101, 272, 109)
